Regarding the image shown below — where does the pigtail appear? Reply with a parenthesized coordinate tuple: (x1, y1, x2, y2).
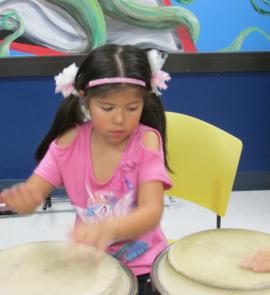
(35, 94, 83, 162)
(140, 92, 171, 172)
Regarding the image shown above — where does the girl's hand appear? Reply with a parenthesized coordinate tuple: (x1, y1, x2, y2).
(0, 182, 44, 214)
(70, 221, 115, 253)
(240, 250, 270, 272)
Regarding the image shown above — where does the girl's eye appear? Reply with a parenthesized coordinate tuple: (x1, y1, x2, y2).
(101, 106, 113, 111)
(127, 106, 138, 112)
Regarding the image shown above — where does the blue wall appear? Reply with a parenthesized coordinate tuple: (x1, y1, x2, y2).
(0, 77, 61, 178)
(163, 72, 270, 172)
(0, 72, 270, 180)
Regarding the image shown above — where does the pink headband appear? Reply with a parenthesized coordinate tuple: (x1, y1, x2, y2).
(55, 49, 171, 99)
(87, 77, 146, 88)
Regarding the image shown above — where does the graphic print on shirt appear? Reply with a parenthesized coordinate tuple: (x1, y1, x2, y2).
(78, 176, 136, 223)
(113, 240, 149, 263)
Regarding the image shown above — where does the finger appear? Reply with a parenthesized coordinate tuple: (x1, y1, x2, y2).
(0, 193, 5, 204)
(0, 188, 10, 200)
(0, 187, 19, 209)
(10, 184, 30, 210)
(3, 184, 39, 214)
(241, 263, 253, 270)
(253, 264, 270, 273)
(68, 242, 94, 261)
(240, 256, 254, 270)
(7, 185, 33, 213)
(16, 183, 44, 214)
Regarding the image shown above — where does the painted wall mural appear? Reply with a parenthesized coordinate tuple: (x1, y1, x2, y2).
(0, 0, 269, 57)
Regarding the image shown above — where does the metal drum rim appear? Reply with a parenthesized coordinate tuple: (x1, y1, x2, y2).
(150, 245, 172, 295)
(118, 260, 138, 295)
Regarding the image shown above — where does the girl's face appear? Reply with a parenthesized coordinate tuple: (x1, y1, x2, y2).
(88, 87, 144, 145)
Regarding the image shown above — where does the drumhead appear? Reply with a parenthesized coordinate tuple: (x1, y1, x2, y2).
(168, 229, 270, 290)
(0, 241, 137, 295)
(151, 231, 270, 295)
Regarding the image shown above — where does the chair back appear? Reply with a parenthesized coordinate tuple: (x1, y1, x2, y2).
(165, 112, 243, 217)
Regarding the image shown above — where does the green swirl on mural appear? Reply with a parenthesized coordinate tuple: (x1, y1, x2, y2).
(175, 0, 194, 4)
(99, 0, 200, 43)
(47, 0, 107, 49)
(0, 0, 200, 56)
(219, 27, 270, 51)
(250, 0, 270, 15)
(0, 11, 24, 57)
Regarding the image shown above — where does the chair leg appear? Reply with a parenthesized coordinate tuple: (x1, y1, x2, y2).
(216, 215, 221, 229)
(42, 195, 52, 210)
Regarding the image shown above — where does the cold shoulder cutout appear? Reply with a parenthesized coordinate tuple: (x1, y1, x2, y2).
(142, 130, 160, 151)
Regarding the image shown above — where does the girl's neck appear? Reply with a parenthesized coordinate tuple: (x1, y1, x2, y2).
(90, 127, 130, 183)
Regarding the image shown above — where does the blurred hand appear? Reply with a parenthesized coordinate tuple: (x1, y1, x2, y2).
(240, 250, 270, 272)
(70, 221, 115, 253)
(0, 182, 44, 214)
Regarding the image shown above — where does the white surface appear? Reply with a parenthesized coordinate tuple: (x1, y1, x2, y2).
(161, 190, 270, 241)
(0, 202, 75, 250)
(0, 191, 269, 250)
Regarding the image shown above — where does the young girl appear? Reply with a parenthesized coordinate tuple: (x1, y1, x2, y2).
(0, 44, 171, 294)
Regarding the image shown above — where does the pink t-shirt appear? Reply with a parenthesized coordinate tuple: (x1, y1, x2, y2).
(34, 122, 172, 275)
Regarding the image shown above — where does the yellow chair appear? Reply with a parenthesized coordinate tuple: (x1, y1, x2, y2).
(165, 112, 243, 228)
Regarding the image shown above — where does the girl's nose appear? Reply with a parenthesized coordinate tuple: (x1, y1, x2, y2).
(114, 110, 125, 124)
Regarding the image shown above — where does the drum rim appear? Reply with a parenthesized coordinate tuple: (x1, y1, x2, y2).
(118, 260, 138, 295)
(150, 245, 171, 295)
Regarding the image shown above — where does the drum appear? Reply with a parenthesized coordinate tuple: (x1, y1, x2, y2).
(0, 241, 138, 295)
(151, 229, 270, 295)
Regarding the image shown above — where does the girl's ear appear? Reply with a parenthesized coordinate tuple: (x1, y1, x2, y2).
(79, 90, 85, 97)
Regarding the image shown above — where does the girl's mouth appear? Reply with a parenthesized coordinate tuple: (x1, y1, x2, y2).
(110, 131, 124, 137)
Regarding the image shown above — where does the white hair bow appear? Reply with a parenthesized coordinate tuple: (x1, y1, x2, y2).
(54, 63, 79, 98)
(147, 49, 171, 96)
(54, 63, 91, 121)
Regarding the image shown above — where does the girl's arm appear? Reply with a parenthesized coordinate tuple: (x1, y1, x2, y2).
(109, 130, 165, 240)
(0, 174, 54, 214)
(111, 180, 164, 239)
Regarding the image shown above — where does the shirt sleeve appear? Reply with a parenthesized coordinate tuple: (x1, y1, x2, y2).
(34, 143, 63, 187)
(138, 138, 172, 190)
